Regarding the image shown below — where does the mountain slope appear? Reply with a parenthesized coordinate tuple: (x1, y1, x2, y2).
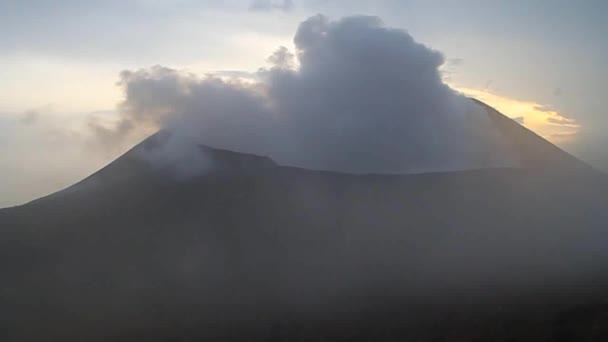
(0, 101, 607, 341)
(475, 98, 585, 170)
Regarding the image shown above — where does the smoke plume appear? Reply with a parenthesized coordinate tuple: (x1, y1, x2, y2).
(116, 15, 519, 175)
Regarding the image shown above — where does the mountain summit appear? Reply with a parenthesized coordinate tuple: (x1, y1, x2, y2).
(68, 99, 586, 190)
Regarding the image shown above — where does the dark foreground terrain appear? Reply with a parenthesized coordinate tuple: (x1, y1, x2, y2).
(2, 103, 608, 341)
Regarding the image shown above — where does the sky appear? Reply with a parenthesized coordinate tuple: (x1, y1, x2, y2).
(1, 0, 607, 207)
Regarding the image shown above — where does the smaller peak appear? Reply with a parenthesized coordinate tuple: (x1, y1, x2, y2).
(196, 144, 278, 171)
(135, 130, 277, 177)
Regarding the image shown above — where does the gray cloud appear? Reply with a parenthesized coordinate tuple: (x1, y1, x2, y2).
(19, 109, 41, 125)
(0, 109, 117, 207)
(18, 105, 56, 126)
(266, 46, 296, 69)
(87, 115, 135, 153)
(249, 0, 294, 12)
(114, 15, 519, 175)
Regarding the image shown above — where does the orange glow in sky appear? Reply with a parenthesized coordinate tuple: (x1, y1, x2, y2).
(453, 86, 580, 145)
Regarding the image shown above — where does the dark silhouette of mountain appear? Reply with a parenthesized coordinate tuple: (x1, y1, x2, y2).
(1, 101, 608, 341)
(474, 99, 586, 170)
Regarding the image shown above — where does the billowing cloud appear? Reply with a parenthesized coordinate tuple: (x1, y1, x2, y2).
(111, 15, 519, 175)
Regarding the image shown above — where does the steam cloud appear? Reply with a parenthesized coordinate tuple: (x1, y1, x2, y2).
(115, 15, 519, 175)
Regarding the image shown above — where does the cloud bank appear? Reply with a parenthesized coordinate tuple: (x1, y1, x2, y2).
(113, 15, 519, 175)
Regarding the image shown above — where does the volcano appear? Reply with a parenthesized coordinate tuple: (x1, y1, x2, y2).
(1, 100, 608, 341)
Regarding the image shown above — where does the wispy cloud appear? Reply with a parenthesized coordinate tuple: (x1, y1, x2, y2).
(547, 116, 578, 127)
(453, 86, 580, 145)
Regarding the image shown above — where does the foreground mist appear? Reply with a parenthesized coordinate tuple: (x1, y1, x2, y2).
(1, 130, 608, 340)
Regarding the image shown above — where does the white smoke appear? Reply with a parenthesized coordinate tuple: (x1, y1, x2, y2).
(113, 15, 519, 175)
